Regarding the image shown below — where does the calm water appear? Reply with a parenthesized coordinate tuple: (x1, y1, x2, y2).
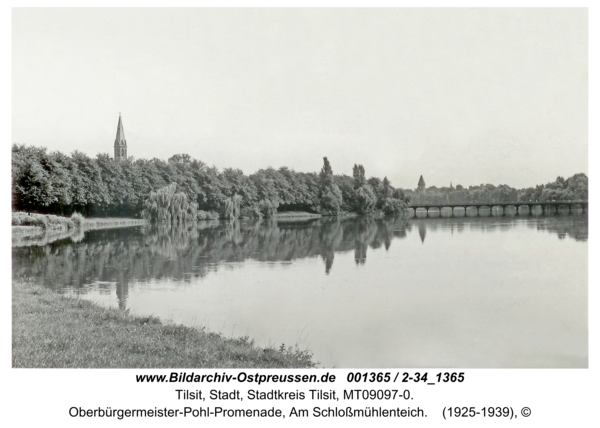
(13, 209, 588, 368)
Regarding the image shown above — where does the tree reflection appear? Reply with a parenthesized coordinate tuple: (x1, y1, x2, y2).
(12, 214, 586, 300)
(418, 222, 426, 243)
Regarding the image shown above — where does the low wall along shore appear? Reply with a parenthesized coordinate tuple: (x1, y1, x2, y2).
(273, 211, 322, 219)
(11, 213, 148, 247)
(83, 217, 148, 230)
(12, 217, 147, 235)
(12, 211, 323, 246)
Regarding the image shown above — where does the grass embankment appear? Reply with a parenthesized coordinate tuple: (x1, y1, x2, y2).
(13, 281, 316, 369)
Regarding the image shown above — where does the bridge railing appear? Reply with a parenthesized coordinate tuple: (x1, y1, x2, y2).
(408, 200, 588, 207)
(408, 200, 587, 208)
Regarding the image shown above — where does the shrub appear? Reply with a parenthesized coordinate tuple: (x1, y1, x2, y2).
(240, 206, 262, 218)
(206, 211, 220, 220)
(11, 212, 49, 230)
(197, 210, 220, 220)
(34, 215, 48, 230)
(381, 198, 407, 216)
(11, 211, 84, 230)
(70, 212, 85, 229)
(258, 200, 279, 218)
(45, 214, 74, 229)
(12, 212, 27, 226)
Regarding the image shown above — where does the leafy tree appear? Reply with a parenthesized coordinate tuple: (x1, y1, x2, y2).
(142, 183, 195, 224)
(319, 157, 343, 214)
(13, 142, 585, 219)
(15, 156, 53, 211)
(351, 164, 376, 214)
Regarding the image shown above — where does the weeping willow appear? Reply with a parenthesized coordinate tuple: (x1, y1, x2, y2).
(142, 183, 199, 224)
(221, 194, 242, 219)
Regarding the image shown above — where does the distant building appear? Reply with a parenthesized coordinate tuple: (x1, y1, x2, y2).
(417, 175, 426, 193)
(114, 114, 127, 161)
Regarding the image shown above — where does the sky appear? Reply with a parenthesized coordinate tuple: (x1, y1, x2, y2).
(12, 8, 588, 190)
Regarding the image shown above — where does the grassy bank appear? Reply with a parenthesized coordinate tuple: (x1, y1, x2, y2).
(12, 281, 316, 368)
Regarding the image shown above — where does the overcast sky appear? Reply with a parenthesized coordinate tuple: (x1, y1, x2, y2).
(12, 8, 587, 190)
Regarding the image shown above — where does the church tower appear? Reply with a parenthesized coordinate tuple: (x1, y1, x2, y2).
(417, 175, 426, 193)
(114, 114, 127, 161)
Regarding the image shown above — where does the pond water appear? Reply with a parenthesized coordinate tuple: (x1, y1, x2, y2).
(13, 209, 588, 368)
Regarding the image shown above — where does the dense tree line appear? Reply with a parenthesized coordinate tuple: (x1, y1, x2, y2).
(12, 144, 408, 219)
(12, 143, 586, 219)
(406, 173, 588, 205)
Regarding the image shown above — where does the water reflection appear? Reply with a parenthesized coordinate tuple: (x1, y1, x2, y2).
(12, 226, 86, 248)
(12, 214, 587, 367)
(409, 215, 588, 242)
(13, 214, 587, 311)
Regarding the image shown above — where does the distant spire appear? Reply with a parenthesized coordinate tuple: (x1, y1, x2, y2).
(115, 114, 126, 146)
(114, 114, 127, 161)
(417, 175, 426, 192)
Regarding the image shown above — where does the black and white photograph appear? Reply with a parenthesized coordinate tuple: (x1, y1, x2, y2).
(6, 4, 595, 425)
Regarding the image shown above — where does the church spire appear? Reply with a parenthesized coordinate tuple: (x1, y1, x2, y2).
(114, 114, 127, 161)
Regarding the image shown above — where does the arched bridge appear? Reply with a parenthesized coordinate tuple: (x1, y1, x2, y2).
(407, 200, 588, 216)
